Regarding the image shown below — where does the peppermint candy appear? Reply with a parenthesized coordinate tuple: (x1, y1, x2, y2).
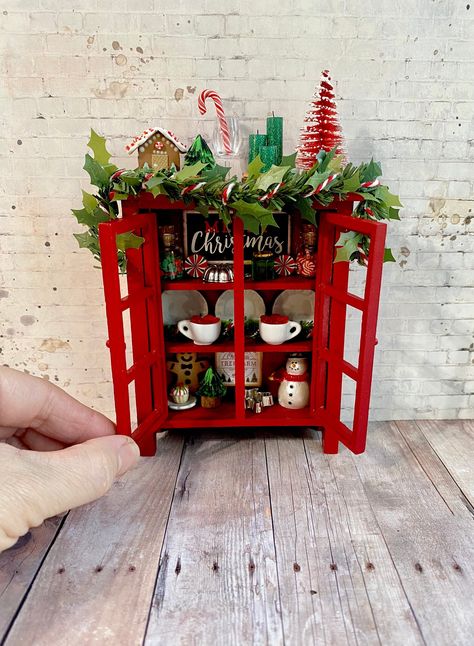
(274, 254, 297, 276)
(184, 254, 208, 278)
(296, 252, 316, 277)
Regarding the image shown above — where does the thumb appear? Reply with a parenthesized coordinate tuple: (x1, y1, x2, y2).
(0, 435, 140, 552)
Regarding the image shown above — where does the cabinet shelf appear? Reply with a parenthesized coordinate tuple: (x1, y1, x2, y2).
(245, 340, 313, 353)
(162, 278, 231, 291)
(162, 276, 316, 292)
(165, 340, 235, 353)
(244, 276, 316, 290)
(166, 401, 239, 428)
(244, 404, 319, 426)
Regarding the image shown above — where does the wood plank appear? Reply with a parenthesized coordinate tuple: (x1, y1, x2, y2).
(355, 421, 474, 646)
(265, 427, 424, 646)
(0, 515, 64, 639)
(145, 432, 283, 645)
(4, 433, 184, 646)
(412, 420, 474, 508)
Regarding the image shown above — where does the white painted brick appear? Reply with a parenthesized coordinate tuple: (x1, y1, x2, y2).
(1, 6, 474, 422)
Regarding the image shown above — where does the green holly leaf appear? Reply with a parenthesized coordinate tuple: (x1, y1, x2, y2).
(196, 203, 210, 218)
(87, 129, 111, 165)
(334, 231, 363, 263)
(116, 231, 145, 251)
(72, 207, 95, 227)
(82, 190, 97, 211)
(341, 170, 360, 194)
(74, 231, 97, 250)
(317, 148, 336, 172)
(173, 161, 207, 181)
(281, 152, 297, 168)
(328, 154, 344, 172)
(202, 164, 230, 180)
(259, 211, 279, 230)
(305, 170, 331, 191)
(247, 154, 264, 178)
(232, 199, 271, 234)
(295, 197, 316, 224)
(360, 159, 382, 183)
(375, 185, 403, 208)
(388, 206, 401, 220)
(83, 153, 110, 189)
(145, 175, 165, 189)
(384, 247, 396, 262)
(254, 165, 290, 192)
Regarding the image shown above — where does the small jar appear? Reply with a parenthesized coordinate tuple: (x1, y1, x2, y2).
(252, 252, 275, 281)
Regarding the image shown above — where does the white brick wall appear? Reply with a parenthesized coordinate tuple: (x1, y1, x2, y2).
(1, 1, 473, 422)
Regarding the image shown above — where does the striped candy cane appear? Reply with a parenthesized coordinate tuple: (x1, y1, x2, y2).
(198, 89, 232, 156)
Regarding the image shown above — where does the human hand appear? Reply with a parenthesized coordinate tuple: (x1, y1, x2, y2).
(0, 366, 140, 552)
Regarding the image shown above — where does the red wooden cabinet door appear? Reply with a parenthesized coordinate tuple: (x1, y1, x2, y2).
(314, 211, 387, 454)
(99, 211, 167, 456)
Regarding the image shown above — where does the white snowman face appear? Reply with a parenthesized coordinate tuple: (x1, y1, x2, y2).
(286, 357, 308, 375)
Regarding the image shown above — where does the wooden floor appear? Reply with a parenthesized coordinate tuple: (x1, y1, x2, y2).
(1, 421, 474, 646)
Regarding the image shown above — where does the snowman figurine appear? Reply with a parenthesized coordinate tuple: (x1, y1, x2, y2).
(278, 356, 310, 409)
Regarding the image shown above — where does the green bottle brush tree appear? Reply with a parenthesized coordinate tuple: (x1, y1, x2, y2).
(196, 368, 227, 409)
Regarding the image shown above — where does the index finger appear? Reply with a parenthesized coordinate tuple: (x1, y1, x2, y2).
(0, 367, 115, 444)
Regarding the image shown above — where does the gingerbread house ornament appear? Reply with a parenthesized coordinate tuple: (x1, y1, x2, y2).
(126, 128, 188, 170)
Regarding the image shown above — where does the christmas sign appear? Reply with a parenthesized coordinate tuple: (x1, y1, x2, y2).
(215, 352, 262, 387)
(183, 211, 290, 263)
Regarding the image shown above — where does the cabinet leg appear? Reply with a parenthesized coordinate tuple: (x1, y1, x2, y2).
(323, 430, 339, 454)
(137, 433, 157, 457)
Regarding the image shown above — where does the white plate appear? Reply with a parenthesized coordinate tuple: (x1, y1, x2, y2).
(215, 289, 265, 321)
(162, 290, 208, 325)
(168, 395, 197, 411)
(272, 290, 315, 322)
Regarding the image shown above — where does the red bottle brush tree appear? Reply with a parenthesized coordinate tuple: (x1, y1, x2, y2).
(296, 70, 346, 170)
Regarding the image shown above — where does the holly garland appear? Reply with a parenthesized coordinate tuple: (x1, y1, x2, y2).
(72, 130, 402, 272)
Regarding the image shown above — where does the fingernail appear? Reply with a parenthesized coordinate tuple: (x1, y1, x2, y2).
(115, 436, 140, 476)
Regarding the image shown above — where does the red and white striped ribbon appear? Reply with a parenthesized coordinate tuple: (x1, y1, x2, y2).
(359, 180, 380, 189)
(222, 182, 236, 204)
(259, 182, 283, 202)
(303, 173, 339, 198)
(181, 182, 206, 196)
(198, 89, 232, 156)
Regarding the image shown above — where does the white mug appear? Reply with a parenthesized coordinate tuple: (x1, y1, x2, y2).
(178, 318, 221, 345)
(259, 319, 301, 345)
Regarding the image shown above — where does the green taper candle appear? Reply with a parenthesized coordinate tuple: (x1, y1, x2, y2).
(266, 115, 283, 164)
(248, 133, 267, 164)
(260, 145, 278, 172)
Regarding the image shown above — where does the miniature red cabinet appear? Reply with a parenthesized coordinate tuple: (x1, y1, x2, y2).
(99, 195, 386, 456)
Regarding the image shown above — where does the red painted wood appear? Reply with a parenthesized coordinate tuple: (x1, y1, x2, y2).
(99, 212, 168, 456)
(316, 210, 387, 454)
(233, 215, 246, 420)
(99, 196, 386, 455)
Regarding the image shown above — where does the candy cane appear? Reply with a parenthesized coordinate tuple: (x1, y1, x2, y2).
(198, 89, 232, 155)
